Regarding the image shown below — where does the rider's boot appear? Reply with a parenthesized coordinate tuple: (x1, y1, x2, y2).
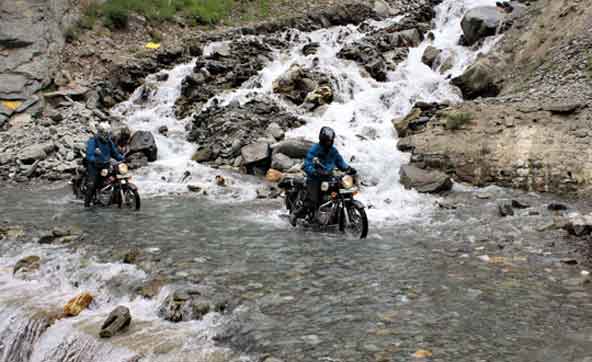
(290, 206, 307, 227)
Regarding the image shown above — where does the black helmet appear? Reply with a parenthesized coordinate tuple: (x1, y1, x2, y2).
(319, 126, 335, 150)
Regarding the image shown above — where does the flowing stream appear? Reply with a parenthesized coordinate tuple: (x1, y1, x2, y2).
(2, 1, 592, 361)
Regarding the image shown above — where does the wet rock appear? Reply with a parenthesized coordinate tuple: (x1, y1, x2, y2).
(421, 46, 442, 68)
(548, 203, 568, 211)
(215, 175, 226, 187)
(129, 131, 158, 162)
(13, 255, 41, 275)
(271, 153, 298, 172)
(100, 306, 131, 338)
(266, 122, 285, 141)
(302, 42, 320, 56)
(272, 64, 332, 105)
(192, 147, 213, 163)
(497, 199, 514, 217)
(272, 139, 314, 159)
(257, 185, 281, 199)
(158, 289, 211, 322)
(241, 143, 271, 166)
(64, 292, 94, 317)
(188, 98, 304, 169)
(123, 249, 141, 264)
(303, 85, 334, 110)
(127, 153, 149, 170)
(393, 108, 422, 138)
(562, 213, 592, 237)
(461, 6, 504, 46)
(187, 184, 203, 193)
(399, 165, 452, 193)
(511, 200, 530, 209)
(158, 125, 169, 136)
(451, 58, 500, 99)
(543, 102, 582, 115)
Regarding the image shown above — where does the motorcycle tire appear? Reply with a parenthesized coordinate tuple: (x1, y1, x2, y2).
(340, 204, 369, 239)
(118, 187, 141, 211)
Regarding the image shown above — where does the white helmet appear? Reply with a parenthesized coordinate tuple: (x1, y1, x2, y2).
(96, 122, 111, 141)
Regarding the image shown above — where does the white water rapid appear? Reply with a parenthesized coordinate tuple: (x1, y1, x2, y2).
(113, 0, 499, 223)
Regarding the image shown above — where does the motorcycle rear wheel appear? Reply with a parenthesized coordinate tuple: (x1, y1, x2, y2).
(119, 187, 141, 211)
(340, 204, 369, 239)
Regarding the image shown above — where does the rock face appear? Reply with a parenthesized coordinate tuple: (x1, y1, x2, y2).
(0, 0, 78, 100)
(100, 306, 131, 338)
(395, 101, 592, 196)
(451, 58, 501, 99)
(421, 46, 442, 68)
(399, 165, 453, 193)
(188, 98, 305, 169)
(461, 6, 504, 46)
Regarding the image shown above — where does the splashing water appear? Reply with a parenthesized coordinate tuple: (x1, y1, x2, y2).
(113, 0, 499, 223)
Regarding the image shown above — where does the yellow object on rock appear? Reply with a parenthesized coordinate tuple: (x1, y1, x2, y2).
(2, 100, 22, 111)
(145, 42, 161, 50)
(63, 292, 94, 317)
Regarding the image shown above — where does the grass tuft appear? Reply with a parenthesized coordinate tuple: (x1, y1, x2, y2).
(444, 111, 473, 131)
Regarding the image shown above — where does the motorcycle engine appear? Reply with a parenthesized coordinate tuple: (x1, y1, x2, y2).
(97, 188, 112, 206)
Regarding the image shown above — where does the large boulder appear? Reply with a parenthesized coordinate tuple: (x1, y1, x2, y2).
(421, 46, 442, 69)
(272, 64, 332, 106)
(451, 58, 500, 99)
(272, 139, 314, 159)
(271, 153, 298, 171)
(461, 6, 504, 46)
(100, 306, 131, 338)
(241, 143, 270, 165)
(399, 165, 453, 193)
(129, 131, 158, 162)
(19, 144, 53, 164)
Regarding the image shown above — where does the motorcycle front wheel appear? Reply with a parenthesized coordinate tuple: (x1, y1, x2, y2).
(119, 187, 141, 211)
(340, 204, 369, 239)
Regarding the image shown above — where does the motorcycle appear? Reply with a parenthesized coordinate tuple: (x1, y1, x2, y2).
(72, 161, 141, 210)
(279, 164, 369, 239)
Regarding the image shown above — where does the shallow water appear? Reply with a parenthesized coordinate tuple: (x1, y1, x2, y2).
(1, 186, 592, 362)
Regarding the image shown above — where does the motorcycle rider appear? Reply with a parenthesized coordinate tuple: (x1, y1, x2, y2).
(289, 126, 356, 226)
(84, 122, 124, 207)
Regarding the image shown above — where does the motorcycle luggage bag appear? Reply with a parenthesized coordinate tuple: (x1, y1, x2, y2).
(278, 176, 305, 190)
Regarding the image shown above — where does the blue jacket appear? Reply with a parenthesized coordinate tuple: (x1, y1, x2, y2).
(86, 136, 124, 164)
(304, 144, 349, 180)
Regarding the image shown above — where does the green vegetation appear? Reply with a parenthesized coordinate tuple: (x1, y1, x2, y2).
(101, 0, 235, 28)
(444, 111, 473, 131)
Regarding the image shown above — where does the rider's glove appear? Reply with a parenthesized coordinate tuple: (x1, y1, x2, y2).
(346, 167, 357, 175)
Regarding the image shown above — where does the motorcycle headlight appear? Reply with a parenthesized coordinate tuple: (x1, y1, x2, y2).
(342, 175, 354, 189)
(100, 169, 109, 177)
(118, 163, 129, 175)
(321, 182, 329, 192)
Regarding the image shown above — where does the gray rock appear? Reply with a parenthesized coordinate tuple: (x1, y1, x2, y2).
(497, 199, 514, 217)
(19, 145, 48, 164)
(100, 306, 131, 338)
(241, 143, 270, 165)
(562, 213, 592, 237)
(192, 148, 213, 163)
(129, 131, 158, 162)
(266, 122, 285, 141)
(451, 58, 500, 99)
(271, 153, 297, 171)
(272, 139, 314, 159)
(399, 165, 453, 193)
(421, 46, 442, 68)
(13, 255, 41, 275)
(461, 6, 504, 45)
(158, 289, 211, 322)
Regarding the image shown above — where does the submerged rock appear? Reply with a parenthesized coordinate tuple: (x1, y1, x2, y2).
(158, 289, 211, 322)
(497, 199, 514, 217)
(399, 165, 452, 193)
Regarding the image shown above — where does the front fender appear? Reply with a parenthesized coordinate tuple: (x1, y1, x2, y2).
(126, 182, 138, 191)
(350, 199, 366, 209)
